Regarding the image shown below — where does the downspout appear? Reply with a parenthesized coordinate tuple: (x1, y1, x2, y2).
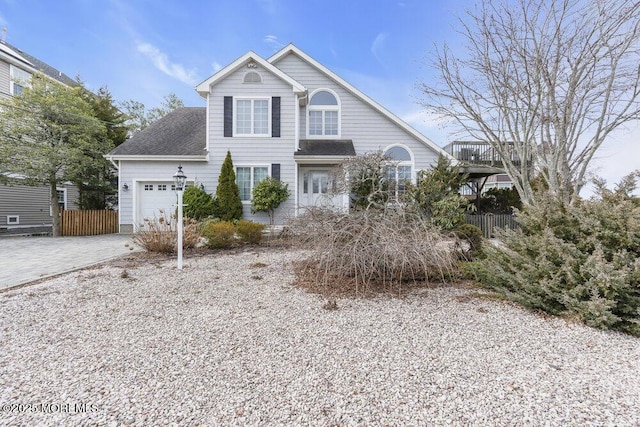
(294, 93, 300, 216)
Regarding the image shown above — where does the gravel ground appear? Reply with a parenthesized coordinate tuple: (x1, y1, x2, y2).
(1, 248, 639, 426)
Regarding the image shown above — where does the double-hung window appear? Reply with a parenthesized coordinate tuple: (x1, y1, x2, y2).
(308, 90, 340, 137)
(236, 98, 269, 136)
(10, 66, 31, 96)
(236, 166, 269, 201)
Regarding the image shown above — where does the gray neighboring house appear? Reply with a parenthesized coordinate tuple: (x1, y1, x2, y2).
(107, 44, 455, 232)
(0, 38, 80, 232)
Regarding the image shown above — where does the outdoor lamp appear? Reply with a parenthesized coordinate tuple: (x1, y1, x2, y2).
(173, 165, 187, 191)
(173, 165, 187, 270)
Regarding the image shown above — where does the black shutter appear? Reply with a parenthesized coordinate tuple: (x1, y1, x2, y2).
(271, 96, 281, 137)
(271, 164, 281, 181)
(224, 96, 233, 137)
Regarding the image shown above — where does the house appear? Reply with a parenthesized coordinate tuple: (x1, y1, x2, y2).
(0, 37, 80, 232)
(107, 44, 455, 232)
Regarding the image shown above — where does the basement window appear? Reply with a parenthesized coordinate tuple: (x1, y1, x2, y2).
(7, 215, 19, 225)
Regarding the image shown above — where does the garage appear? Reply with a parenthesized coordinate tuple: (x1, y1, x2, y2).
(136, 182, 178, 226)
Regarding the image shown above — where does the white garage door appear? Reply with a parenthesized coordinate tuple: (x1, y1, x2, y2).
(137, 182, 177, 226)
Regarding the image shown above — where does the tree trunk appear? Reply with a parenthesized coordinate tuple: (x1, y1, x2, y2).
(50, 178, 61, 237)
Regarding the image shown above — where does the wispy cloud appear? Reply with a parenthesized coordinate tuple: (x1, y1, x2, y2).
(212, 62, 222, 73)
(264, 35, 285, 51)
(136, 41, 198, 85)
(371, 32, 390, 65)
(257, 0, 277, 16)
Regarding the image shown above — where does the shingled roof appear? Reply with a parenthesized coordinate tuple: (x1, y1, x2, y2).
(1, 41, 76, 86)
(109, 107, 206, 157)
(295, 140, 356, 156)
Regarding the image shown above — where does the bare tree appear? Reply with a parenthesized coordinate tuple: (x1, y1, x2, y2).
(420, 0, 640, 206)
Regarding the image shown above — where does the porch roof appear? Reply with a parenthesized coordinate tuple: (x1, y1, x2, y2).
(295, 140, 356, 157)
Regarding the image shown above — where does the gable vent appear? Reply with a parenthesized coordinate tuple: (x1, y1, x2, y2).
(243, 71, 262, 83)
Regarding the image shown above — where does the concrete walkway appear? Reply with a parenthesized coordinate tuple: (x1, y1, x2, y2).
(0, 234, 140, 291)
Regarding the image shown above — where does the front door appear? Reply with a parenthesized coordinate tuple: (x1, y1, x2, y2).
(300, 169, 333, 207)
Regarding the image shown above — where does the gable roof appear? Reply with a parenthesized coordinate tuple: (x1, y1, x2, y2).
(0, 41, 76, 86)
(195, 51, 306, 98)
(107, 107, 206, 158)
(269, 44, 456, 163)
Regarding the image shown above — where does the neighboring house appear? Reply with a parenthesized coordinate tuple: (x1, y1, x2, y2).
(0, 37, 79, 231)
(443, 141, 517, 197)
(107, 44, 455, 232)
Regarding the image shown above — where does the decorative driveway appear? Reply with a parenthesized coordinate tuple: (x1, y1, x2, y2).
(0, 234, 139, 291)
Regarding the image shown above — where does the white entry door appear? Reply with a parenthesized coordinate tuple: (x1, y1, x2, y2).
(137, 182, 176, 226)
(299, 170, 335, 207)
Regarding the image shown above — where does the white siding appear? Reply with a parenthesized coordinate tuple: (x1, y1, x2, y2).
(207, 63, 298, 224)
(118, 160, 213, 228)
(273, 53, 441, 171)
(0, 59, 9, 99)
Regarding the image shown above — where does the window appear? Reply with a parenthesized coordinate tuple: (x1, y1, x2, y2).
(308, 90, 340, 137)
(158, 184, 167, 191)
(144, 184, 154, 191)
(384, 146, 413, 199)
(236, 166, 269, 201)
(7, 215, 19, 225)
(56, 188, 67, 211)
(10, 66, 31, 96)
(236, 98, 269, 136)
(243, 71, 262, 83)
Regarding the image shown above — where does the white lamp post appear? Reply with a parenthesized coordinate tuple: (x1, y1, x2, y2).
(173, 165, 187, 270)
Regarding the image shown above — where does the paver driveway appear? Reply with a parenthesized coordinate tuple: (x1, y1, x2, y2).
(0, 234, 139, 291)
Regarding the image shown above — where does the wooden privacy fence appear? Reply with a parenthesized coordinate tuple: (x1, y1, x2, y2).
(465, 213, 519, 238)
(61, 210, 118, 236)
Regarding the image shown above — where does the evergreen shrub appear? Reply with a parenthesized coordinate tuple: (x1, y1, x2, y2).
(469, 172, 640, 335)
(236, 220, 265, 244)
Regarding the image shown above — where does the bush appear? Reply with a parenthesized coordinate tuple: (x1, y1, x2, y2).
(469, 172, 640, 335)
(183, 186, 218, 220)
(454, 223, 484, 259)
(236, 220, 265, 244)
(288, 208, 456, 295)
(409, 155, 469, 230)
(216, 151, 243, 221)
(201, 220, 236, 249)
(251, 177, 290, 226)
(132, 210, 200, 253)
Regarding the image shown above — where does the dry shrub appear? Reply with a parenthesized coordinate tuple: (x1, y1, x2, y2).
(288, 208, 457, 295)
(132, 210, 200, 253)
(236, 220, 265, 244)
(201, 220, 236, 249)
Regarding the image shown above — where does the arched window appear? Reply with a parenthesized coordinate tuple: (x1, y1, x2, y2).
(243, 71, 262, 83)
(384, 145, 413, 198)
(308, 89, 340, 137)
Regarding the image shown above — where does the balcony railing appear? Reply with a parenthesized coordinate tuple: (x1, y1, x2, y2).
(444, 141, 526, 167)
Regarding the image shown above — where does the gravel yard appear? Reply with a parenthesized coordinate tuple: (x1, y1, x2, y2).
(1, 248, 639, 426)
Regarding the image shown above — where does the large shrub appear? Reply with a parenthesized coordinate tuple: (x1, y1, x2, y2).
(288, 208, 456, 295)
(216, 150, 243, 221)
(409, 155, 469, 230)
(183, 185, 218, 220)
(251, 177, 290, 226)
(469, 172, 640, 335)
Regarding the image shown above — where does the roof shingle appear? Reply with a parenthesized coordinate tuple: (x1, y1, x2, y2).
(109, 107, 206, 156)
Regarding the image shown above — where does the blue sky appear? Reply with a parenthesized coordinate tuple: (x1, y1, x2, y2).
(1, 0, 638, 190)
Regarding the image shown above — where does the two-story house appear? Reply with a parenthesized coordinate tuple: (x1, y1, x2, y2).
(107, 44, 455, 232)
(0, 37, 79, 232)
